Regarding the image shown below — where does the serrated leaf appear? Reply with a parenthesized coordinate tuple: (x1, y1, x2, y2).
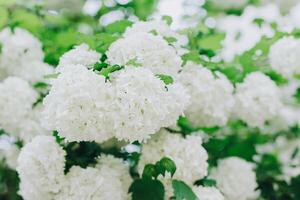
(129, 179, 165, 200)
(172, 180, 198, 200)
(142, 164, 157, 179)
(155, 157, 176, 177)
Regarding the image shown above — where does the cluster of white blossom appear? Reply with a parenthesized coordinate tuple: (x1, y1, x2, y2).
(193, 186, 224, 200)
(0, 77, 47, 142)
(43, 64, 189, 142)
(0, 135, 20, 169)
(269, 36, 300, 78)
(106, 32, 182, 76)
(178, 62, 235, 127)
(0, 28, 53, 83)
(256, 136, 300, 182)
(17, 135, 132, 200)
(234, 72, 282, 128)
(211, 157, 259, 200)
(139, 129, 208, 185)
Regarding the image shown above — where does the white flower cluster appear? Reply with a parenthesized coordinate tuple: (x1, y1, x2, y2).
(123, 20, 188, 55)
(17, 135, 132, 200)
(138, 129, 208, 185)
(0, 28, 53, 82)
(0, 77, 47, 142)
(211, 157, 259, 200)
(17, 136, 66, 200)
(58, 43, 101, 70)
(0, 135, 20, 169)
(234, 72, 282, 128)
(193, 186, 224, 200)
(178, 62, 234, 127)
(269, 37, 300, 78)
(106, 31, 182, 76)
(43, 65, 189, 142)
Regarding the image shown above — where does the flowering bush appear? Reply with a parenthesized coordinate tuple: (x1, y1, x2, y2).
(0, 0, 300, 200)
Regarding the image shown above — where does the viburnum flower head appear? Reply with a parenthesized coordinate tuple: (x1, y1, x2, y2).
(58, 166, 127, 200)
(106, 32, 182, 77)
(178, 62, 234, 127)
(193, 186, 224, 200)
(269, 36, 300, 78)
(0, 28, 53, 82)
(210, 157, 259, 200)
(138, 129, 208, 185)
(42, 64, 114, 142)
(111, 67, 190, 142)
(0, 77, 41, 139)
(123, 20, 188, 54)
(17, 136, 66, 200)
(58, 43, 101, 70)
(234, 72, 282, 128)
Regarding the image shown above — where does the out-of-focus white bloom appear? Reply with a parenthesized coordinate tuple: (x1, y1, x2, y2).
(269, 37, 300, 78)
(262, 105, 300, 133)
(139, 129, 208, 185)
(0, 28, 52, 82)
(42, 64, 114, 142)
(0, 135, 20, 169)
(256, 136, 300, 182)
(124, 20, 188, 54)
(112, 67, 189, 142)
(44, 0, 85, 14)
(58, 166, 126, 200)
(210, 0, 248, 10)
(96, 155, 132, 198)
(261, 0, 299, 13)
(193, 186, 224, 200)
(17, 60, 54, 83)
(178, 62, 234, 127)
(234, 72, 282, 128)
(106, 32, 182, 76)
(58, 43, 101, 70)
(17, 136, 66, 200)
(211, 157, 259, 200)
(0, 77, 38, 137)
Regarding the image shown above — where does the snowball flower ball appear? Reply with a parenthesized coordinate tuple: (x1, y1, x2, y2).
(139, 129, 208, 185)
(0, 28, 52, 82)
(58, 166, 126, 200)
(42, 64, 114, 142)
(193, 186, 224, 200)
(211, 157, 259, 200)
(0, 77, 37, 137)
(178, 62, 234, 127)
(234, 72, 282, 128)
(17, 136, 66, 200)
(106, 32, 182, 76)
(269, 37, 300, 78)
(111, 67, 190, 142)
(124, 20, 188, 54)
(58, 43, 101, 70)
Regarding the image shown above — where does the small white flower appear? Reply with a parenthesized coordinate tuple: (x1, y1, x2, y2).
(193, 186, 224, 200)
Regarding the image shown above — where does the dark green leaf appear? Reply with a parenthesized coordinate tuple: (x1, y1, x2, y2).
(129, 179, 165, 200)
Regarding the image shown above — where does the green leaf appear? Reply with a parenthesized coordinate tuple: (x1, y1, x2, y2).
(164, 36, 177, 44)
(196, 178, 216, 187)
(162, 15, 173, 25)
(129, 179, 165, 200)
(94, 33, 118, 53)
(155, 157, 177, 177)
(126, 58, 142, 67)
(0, 7, 8, 29)
(44, 73, 60, 79)
(105, 20, 133, 34)
(197, 33, 225, 51)
(172, 180, 197, 200)
(93, 62, 108, 71)
(100, 64, 124, 78)
(177, 116, 199, 135)
(32, 82, 49, 89)
(294, 88, 300, 104)
(156, 74, 174, 85)
(142, 164, 157, 179)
